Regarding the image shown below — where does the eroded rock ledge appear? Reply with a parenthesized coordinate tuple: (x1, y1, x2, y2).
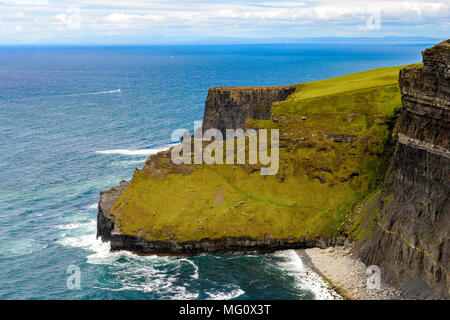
(202, 84, 299, 134)
(108, 234, 343, 255)
(96, 180, 129, 242)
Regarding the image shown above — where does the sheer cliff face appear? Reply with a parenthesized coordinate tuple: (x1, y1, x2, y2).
(202, 85, 299, 134)
(357, 40, 449, 299)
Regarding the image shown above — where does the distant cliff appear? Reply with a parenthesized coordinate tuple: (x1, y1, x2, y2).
(202, 85, 299, 134)
(355, 40, 449, 299)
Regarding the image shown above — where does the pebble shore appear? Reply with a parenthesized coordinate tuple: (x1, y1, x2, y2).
(296, 246, 404, 300)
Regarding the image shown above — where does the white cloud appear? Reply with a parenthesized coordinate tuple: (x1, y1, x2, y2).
(0, 1, 448, 43)
(103, 12, 165, 24)
(258, 1, 306, 7)
(55, 6, 82, 30)
(96, 1, 450, 27)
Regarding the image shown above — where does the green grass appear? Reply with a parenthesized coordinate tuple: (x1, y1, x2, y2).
(109, 65, 415, 242)
(285, 64, 420, 101)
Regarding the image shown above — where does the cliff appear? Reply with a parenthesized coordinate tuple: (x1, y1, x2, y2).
(202, 84, 299, 134)
(354, 40, 449, 299)
(95, 41, 450, 299)
(97, 180, 129, 242)
(97, 64, 407, 255)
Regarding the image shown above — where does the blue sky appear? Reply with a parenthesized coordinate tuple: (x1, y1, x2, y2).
(0, 0, 448, 44)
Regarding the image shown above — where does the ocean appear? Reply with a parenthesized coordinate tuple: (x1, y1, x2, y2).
(0, 43, 431, 299)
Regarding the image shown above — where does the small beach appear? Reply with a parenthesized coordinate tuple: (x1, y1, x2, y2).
(296, 246, 404, 300)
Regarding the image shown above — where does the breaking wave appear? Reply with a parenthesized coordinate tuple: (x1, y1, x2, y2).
(56, 220, 200, 299)
(63, 89, 122, 97)
(206, 287, 245, 300)
(95, 146, 172, 156)
(0, 239, 48, 258)
(180, 258, 199, 280)
(274, 250, 341, 300)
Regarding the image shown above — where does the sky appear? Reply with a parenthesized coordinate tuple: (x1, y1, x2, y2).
(0, 0, 448, 44)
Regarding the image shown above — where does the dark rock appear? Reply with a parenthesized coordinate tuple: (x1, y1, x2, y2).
(202, 84, 299, 135)
(355, 40, 450, 299)
(108, 234, 345, 255)
(96, 41, 450, 301)
(97, 180, 129, 242)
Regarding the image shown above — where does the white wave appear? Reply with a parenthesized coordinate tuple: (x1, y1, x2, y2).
(0, 239, 48, 257)
(206, 287, 245, 300)
(90, 249, 199, 299)
(58, 229, 199, 299)
(93, 284, 199, 300)
(179, 258, 199, 280)
(86, 239, 156, 266)
(58, 233, 98, 248)
(83, 89, 121, 95)
(63, 89, 121, 97)
(55, 221, 96, 230)
(274, 250, 341, 300)
(95, 147, 169, 156)
(58, 233, 148, 266)
(85, 203, 98, 210)
(55, 225, 147, 264)
(110, 159, 147, 167)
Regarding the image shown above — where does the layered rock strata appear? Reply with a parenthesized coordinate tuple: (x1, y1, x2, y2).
(356, 40, 449, 299)
(202, 84, 299, 134)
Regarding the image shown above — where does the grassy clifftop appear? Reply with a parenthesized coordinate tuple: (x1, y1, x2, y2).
(108, 65, 418, 243)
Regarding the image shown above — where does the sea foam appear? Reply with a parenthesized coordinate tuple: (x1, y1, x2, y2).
(274, 250, 341, 300)
(57, 220, 200, 299)
(95, 146, 172, 156)
(0, 239, 48, 258)
(62, 89, 122, 97)
(206, 287, 245, 300)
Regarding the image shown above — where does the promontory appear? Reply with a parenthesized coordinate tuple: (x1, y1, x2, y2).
(97, 40, 449, 299)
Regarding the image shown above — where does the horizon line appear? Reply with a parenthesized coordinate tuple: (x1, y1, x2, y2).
(0, 36, 445, 47)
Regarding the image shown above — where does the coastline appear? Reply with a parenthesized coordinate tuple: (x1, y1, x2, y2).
(95, 41, 448, 299)
(296, 246, 404, 300)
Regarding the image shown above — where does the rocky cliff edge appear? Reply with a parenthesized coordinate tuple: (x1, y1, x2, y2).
(354, 40, 449, 299)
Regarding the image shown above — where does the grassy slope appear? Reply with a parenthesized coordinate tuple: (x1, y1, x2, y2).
(110, 65, 417, 243)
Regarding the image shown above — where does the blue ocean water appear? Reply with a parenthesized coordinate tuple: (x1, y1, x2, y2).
(0, 43, 431, 299)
